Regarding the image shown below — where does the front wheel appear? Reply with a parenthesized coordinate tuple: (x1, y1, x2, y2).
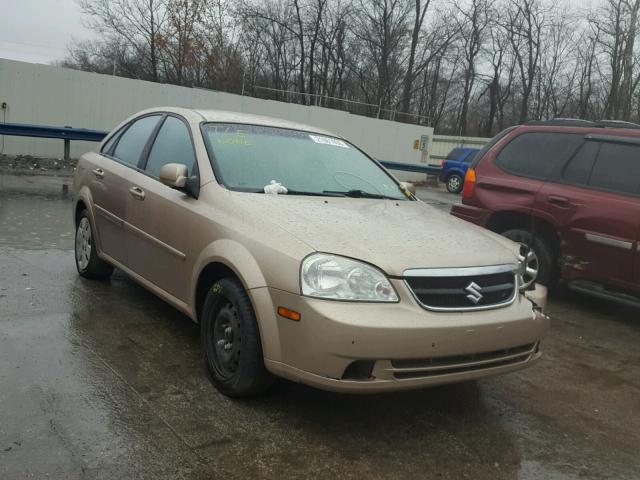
(501, 228, 556, 289)
(201, 278, 274, 397)
(75, 210, 113, 279)
(446, 174, 464, 194)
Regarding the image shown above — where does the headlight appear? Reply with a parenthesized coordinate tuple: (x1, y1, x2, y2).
(301, 253, 398, 302)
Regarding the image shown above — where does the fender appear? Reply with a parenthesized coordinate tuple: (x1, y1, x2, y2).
(73, 186, 107, 257)
(191, 238, 269, 299)
(190, 238, 283, 362)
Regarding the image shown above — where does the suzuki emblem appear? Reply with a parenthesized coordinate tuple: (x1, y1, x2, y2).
(465, 282, 483, 304)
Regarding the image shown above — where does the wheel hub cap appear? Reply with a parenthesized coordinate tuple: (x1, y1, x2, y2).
(75, 217, 92, 271)
(212, 303, 241, 377)
(517, 243, 539, 289)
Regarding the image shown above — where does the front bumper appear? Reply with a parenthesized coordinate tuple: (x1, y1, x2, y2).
(251, 282, 549, 393)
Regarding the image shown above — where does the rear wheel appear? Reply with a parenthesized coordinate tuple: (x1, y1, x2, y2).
(501, 228, 556, 289)
(446, 174, 464, 194)
(75, 210, 113, 279)
(201, 278, 274, 397)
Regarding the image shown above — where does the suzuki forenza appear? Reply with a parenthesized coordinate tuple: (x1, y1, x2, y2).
(72, 107, 549, 396)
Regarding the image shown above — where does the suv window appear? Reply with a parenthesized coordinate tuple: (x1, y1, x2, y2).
(588, 142, 640, 195)
(446, 149, 465, 160)
(145, 116, 196, 178)
(562, 141, 600, 185)
(496, 132, 583, 180)
(112, 115, 161, 167)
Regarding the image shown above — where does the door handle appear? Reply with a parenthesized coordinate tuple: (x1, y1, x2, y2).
(129, 186, 145, 200)
(92, 168, 105, 179)
(547, 195, 572, 208)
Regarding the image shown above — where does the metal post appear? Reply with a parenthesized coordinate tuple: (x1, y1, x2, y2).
(64, 139, 70, 161)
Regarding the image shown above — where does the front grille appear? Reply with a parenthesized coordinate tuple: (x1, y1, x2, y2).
(391, 343, 536, 379)
(404, 266, 517, 311)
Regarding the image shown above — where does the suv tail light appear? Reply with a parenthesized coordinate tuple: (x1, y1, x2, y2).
(462, 168, 476, 198)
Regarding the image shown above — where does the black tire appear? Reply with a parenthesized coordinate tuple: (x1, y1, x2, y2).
(501, 228, 557, 289)
(201, 277, 274, 397)
(446, 174, 464, 194)
(75, 209, 114, 279)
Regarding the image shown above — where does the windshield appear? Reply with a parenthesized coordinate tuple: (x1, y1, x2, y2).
(202, 123, 408, 200)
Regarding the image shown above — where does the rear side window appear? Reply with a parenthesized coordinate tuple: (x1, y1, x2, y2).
(496, 132, 583, 180)
(101, 129, 122, 155)
(588, 142, 640, 194)
(562, 141, 600, 185)
(465, 151, 478, 162)
(471, 126, 517, 168)
(113, 115, 161, 167)
(145, 116, 196, 178)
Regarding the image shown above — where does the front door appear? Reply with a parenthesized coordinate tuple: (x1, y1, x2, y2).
(125, 115, 199, 302)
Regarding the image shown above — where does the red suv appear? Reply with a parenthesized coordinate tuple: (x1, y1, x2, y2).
(451, 119, 640, 306)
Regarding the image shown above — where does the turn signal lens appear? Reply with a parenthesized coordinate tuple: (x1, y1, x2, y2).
(278, 306, 301, 322)
(462, 168, 476, 199)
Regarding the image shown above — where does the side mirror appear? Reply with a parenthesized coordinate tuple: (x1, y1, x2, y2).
(400, 181, 416, 195)
(160, 163, 188, 188)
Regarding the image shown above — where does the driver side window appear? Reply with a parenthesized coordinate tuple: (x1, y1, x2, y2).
(145, 116, 197, 178)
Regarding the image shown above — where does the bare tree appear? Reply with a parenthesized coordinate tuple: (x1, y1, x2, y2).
(455, 0, 491, 134)
(79, 0, 168, 81)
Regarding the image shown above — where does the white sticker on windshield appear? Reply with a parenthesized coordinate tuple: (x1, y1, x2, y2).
(309, 135, 349, 148)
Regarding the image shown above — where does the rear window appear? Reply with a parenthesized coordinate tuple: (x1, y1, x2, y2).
(495, 132, 583, 180)
(446, 149, 465, 160)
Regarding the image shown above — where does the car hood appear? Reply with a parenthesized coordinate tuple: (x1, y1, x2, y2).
(228, 193, 519, 276)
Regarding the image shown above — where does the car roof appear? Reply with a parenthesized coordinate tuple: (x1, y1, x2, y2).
(136, 106, 339, 138)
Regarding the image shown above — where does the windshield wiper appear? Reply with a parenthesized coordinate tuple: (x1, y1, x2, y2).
(286, 190, 344, 197)
(322, 189, 400, 200)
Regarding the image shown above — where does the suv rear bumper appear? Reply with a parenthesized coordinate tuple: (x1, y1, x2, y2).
(450, 203, 491, 227)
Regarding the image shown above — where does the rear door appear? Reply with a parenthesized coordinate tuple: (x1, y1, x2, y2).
(90, 115, 162, 265)
(125, 115, 199, 302)
(480, 131, 584, 214)
(539, 136, 640, 288)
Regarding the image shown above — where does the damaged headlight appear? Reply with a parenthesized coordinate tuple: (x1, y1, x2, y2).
(300, 253, 398, 302)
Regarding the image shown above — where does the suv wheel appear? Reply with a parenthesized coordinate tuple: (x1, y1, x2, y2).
(501, 229, 556, 289)
(75, 210, 114, 279)
(201, 278, 274, 397)
(446, 174, 464, 194)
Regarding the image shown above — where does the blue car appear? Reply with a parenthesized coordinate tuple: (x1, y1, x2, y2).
(438, 147, 480, 193)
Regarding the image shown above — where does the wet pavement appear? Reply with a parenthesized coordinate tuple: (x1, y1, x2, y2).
(1, 174, 639, 479)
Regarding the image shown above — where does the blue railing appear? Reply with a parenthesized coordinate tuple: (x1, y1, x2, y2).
(0, 122, 441, 175)
(0, 122, 108, 160)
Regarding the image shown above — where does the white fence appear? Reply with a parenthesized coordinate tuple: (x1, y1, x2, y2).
(429, 134, 489, 166)
(0, 59, 434, 181)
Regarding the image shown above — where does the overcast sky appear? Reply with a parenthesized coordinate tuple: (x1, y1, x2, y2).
(0, 0, 94, 64)
(0, 0, 600, 66)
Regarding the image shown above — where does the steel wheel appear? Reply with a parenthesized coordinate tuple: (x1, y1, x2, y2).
(517, 242, 539, 289)
(211, 301, 242, 379)
(446, 174, 463, 193)
(75, 217, 92, 271)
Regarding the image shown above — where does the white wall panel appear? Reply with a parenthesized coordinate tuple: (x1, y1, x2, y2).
(0, 59, 437, 180)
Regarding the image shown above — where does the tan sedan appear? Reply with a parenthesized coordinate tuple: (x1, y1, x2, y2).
(72, 107, 549, 396)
